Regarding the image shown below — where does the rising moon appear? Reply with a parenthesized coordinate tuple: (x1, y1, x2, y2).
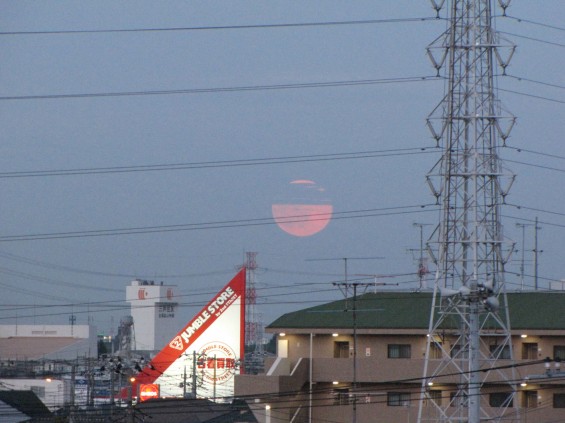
(272, 180, 333, 237)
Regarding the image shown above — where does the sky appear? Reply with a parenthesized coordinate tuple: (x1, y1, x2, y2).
(0, 1, 563, 337)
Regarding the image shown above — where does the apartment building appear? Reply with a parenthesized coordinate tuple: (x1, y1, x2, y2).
(235, 291, 565, 423)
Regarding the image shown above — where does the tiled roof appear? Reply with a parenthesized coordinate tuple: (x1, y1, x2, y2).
(267, 291, 565, 331)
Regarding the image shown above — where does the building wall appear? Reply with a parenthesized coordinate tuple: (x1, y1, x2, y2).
(237, 330, 565, 423)
(125, 280, 179, 351)
(0, 324, 98, 360)
(0, 325, 91, 339)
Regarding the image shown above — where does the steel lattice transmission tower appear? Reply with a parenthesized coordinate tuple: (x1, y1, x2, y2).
(244, 252, 265, 374)
(418, 1, 518, 423)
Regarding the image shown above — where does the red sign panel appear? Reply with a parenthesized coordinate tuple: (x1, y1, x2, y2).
(139, 384, 160, 402)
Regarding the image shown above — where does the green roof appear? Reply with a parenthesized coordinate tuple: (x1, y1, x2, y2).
(267, 291, 565, 331)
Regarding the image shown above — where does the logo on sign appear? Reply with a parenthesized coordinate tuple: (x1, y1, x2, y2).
(138, 289, 147, 300)
(169, 336, 183, 351)
(198, 341, 238, 385)
(166, 288, 174, 300)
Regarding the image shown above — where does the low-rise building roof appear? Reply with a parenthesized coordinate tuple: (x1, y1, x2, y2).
(267, 291, 565, 331)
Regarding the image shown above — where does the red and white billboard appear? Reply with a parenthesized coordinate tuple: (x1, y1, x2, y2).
(131, 268, 246, 400)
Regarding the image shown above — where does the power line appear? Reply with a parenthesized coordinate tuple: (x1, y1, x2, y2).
(503, 73, 565, 91)
(497, 87, 565, 104)
(504, 145, 565, 161)
(504, 158, 565, 173)
(0, 147, 437, 178)
(0, 75, 442, 101)
(0, 204, 437, 242)
(498, 30, 565, 48)
(503, 14, 565, 32)
(0, 16, 438, 36)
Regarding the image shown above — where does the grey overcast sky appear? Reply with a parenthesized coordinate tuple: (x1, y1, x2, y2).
(0, 1, 563, 335)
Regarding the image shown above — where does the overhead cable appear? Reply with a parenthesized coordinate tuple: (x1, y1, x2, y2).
(0, 16, 438, 36)
(0, 147, 438, 178)
(0, 75, 442, 101)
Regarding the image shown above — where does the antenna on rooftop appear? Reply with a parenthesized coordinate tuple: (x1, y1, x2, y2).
(417, 1, 519, 422)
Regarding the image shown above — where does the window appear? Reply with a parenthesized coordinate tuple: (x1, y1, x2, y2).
(388, 344, 411, 359)
(333, 388, 350, 406)
(489, 344, 511, 359)
(554, 393, 565, 408)
(387, 392, 411, 406)
(522, 343, 538, 360)
(450, 391, 468, 408)
(450, 344, 468, 359)
(554, 345, 565, 360)
(430, 342, 443, 359)
(523, 391, 537, 408)
(489, 392, 513, 408)
(334, 341, 350, 358)
(428, 390, 442, 407)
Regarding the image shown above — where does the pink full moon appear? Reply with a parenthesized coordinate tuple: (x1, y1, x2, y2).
(272, 180, 333, 237)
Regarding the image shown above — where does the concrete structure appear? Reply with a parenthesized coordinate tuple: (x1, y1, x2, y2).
(235, 291, 565, 423)
(125, 279, 179, 351)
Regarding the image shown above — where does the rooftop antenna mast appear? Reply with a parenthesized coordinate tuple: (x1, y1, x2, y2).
(418, 1, 518, 423)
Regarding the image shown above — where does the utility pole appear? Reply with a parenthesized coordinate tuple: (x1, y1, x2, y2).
(533, 217, 542, 290)
(515, 222, 533, 290)
(192, 351, 197, 398)
(332, 281, 364, 423)
(69, 363, 76, 423)
(413, 223, 432, 289)
(333, 280, 391, 423)
(418, 1, 518, 423)
(183, 366, 187, 398)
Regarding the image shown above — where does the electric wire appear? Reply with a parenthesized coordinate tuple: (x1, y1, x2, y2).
(0, 16, 439, 36)
(0, 75, 442, 101)
(503, 74, 565, 91)
(0, 249, 238, 279)
(497, 87, 565, 104)
(504, 145, 565, 161)
(497, 30, 565, 48)
(0, 147, 438, 178)
(502, 14, 565, 32)
(504, 158, 565, 173)
(0, 204, 438, 242)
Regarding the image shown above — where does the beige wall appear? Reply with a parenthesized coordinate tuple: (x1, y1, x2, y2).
(236, 330, 565, 422)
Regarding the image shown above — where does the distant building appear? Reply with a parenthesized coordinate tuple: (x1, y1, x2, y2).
(235, 291, 565, 423)
(0, 324, 97, 362)
(125, 279, 179, 352)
